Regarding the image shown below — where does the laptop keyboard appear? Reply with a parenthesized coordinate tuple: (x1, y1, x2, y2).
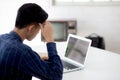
(62, 60, 78, 72)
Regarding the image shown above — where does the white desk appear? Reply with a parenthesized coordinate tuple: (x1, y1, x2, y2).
(32, 43, 120, 80)
(62, 47, 120, 80)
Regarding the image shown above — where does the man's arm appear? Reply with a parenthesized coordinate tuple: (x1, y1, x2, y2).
(20, 43, 63, 80)
(20, 21, 63, 79)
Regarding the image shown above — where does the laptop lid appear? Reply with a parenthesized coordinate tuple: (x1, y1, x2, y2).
(64, 34, 92, 67)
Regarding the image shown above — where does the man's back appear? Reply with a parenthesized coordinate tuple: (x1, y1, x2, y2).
(0, 32, 32, 80)
(0, 31, 63, 80)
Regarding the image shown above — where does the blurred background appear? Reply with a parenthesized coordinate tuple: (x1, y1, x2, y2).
(0, 0, 120, 54)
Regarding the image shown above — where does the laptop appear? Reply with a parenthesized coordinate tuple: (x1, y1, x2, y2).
(61, 34, 92, 73)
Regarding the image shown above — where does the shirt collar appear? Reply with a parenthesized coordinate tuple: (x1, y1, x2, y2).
(9, 31, 23, 43)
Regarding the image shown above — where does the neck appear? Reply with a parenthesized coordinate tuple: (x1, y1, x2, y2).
(13, 27, 26, 41)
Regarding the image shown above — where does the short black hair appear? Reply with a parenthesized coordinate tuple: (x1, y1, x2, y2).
(15, 3, 48, 29)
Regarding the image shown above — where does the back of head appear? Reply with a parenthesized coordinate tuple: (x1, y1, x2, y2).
(15, 3, 48, 29)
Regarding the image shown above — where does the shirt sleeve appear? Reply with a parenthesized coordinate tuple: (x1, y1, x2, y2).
(20, 42, 63, 80)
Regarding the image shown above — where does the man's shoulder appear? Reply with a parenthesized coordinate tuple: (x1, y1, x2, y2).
(15, 42, 32, 52)
(0, 33, 8, 40)
(6, 40, 32, 54)
(21, 43, 32, 51)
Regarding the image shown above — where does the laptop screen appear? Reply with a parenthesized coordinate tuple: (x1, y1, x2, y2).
(65, 34, 91, 64)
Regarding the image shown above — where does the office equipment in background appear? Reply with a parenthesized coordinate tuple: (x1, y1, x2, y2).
(86, 33, 105, 49)
(41, 20, 77, 41)
(61, 34, 91, 73)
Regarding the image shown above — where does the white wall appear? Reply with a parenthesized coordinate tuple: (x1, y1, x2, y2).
(0, 0, 120, 53)
(47, 5, 120, 54)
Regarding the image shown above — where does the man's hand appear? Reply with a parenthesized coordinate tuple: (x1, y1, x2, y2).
(39, 21, 54, 43)
(39, 52, 48, 61)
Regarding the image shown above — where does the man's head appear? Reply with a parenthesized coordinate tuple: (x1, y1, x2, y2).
(15, 3, 48, 29)
(14, 3, 48, 41)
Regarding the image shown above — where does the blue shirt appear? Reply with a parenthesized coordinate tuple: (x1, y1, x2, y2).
(0, 31, 63, 80)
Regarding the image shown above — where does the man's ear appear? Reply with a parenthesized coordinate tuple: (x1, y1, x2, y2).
(28, 25, 34, 32)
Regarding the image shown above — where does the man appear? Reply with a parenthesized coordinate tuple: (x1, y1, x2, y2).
(0, 3, 63, 80)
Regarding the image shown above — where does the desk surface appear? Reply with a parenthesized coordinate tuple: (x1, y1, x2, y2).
(63, 47, 120, 80)
(32, 43, 120, 80)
